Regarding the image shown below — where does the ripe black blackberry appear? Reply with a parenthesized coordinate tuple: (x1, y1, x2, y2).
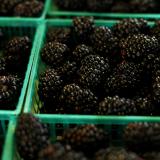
(41, 42, 70, 67)
(60, 83, 98, 114)
(105, 62, 143, 97)
(72, 44, 93, 62)
(124, 123, 160, 153)
(73, 16, 94, 43)
(14, 1, 44, 17)
(130, 0, 157, 13)
(62, 125, 109, 156)
(0, 75, 21, 109)
(56, 61, 78, 83)
(94, 147, 143, 160)
(120, 34, 159, 62)
(112, 19, 149, 39)
(87, 0, 113, 12)
(78, 55, 110, 91)
(38, 69, 64, 103)
(0, 57, 7, 74)
(16, 114, 50, 160)
(47, 27, 72, 46)
(98, 96, 136, 116)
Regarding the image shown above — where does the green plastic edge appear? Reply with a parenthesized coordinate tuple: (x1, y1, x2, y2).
(0, 22, 40, 119)
(23, 19, 160, 124)
(48, 0, 160, 19)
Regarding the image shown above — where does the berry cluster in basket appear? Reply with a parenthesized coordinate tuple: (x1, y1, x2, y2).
(16, 114, 160, 160)
(39, 17, 160, 116)
(0, 29, 31, 110)
(0, 0, 44, 17)
(55, 0, 160, 13)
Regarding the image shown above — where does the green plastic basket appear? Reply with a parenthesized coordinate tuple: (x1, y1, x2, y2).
(48, 0, 160, 19)
(0, 0, 50, 22)
(23, 19, 160, 124)
(0, 20, 42, 119)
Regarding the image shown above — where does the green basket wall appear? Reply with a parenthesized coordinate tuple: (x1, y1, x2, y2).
(48, 0, 160, 19)
(23, 19, 160, 124)
(0, 21, 42, 119)
(0, 0, 50, 22)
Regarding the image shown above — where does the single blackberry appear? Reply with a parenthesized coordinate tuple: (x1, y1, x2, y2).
(124, 123, 160, 152)
(105, 62, 143, 97)
(14, 1, 44, 17)
(47, 27, 72, 46)
(0, 0, 22, 15)
(38, 143, 88, 160)
(62, 125, 109, 156)
(72, 44, 93, 62)
(41, 42, 69, 67)
(98, 96, 137, 116)
(94, 147, 143, 160)
(0, 57, 7, 74)
(87, 0, 113, 12)
(112, 19, 149, 39)
(60, 83, 98, 114)
(0, 75, 22, 109)
(130, 0, 157, 13)
(56, 61, 78, 83)
(16, 114, 50, 160)
(38, 69, 64, 103)
(142, 152, 160, 160)
(54, 0, 85, 11)
(73, 16, 94, 43)
(78, 55, 110, 91)
(120, 34, 159, 62)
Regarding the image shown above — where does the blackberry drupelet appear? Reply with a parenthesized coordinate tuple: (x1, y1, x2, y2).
(14, 1, 44, 17)
(16, 114, 50, 160)
(72, 44, 93, 62)
(56, 61, 78, 83)
(120, 34, 159, 62)
(105, 62, 143, 97)
(62, 125, 109, 156)
(98, 96, 137, 116)
(41, 42, 69, 67)
(0, 75, 21, 109)
(38, 69, 64, 103)
(47, 27, 72, 46)
(112, 19, 149, 39)
(87, 0, 113, 12)
(73, 16, 94, 42)
(94, 147, 143, 160)
(79, 55, 110, 91)
(60, 83, 98, 114)
(130, 0, 157, 13)
(124, 123, 160, 152)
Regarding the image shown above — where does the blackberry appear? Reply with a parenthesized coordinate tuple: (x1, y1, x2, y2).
(94, 147, 143, 160)
(56, 61, 78, 83)
(0, 57, 7, 74)
(142, 152, 160, 160)
(151, 20, 160, 43)
(72, 44, 93, 62)
(0, 0, 22, 15)
(0, 75, 21, 109)
(124, 123, 160, 152)
(130, 0, 157, 13)
(60, 83, 98, 114)
(87, 0, 113, 12)
(78, 55, 110, 90)
(14, 1, 44, 17)
(47, 27, 72, 46)
(62, 125, 109, 156)
(38, 69, 64, 103)
(16, 114, 50, 160)
(41, 42, 69, 67)
(98, 96, 137, 116)
(120, 34, 159, 62)
(73, 16, 94, 43)
(105, 62, 143, 97)
(112, 19, 149, 39)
